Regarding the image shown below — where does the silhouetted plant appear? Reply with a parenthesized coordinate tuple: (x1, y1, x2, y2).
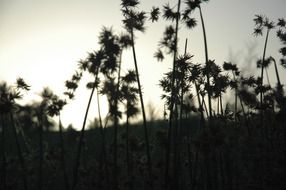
(184, 0, 213, 119)
(64, 71, 82, 100)
(98, 27, 129, 190)
(156, 1, 182, 188)
(71, 49, 103, 189)
(2, 2, 286, 190)
(149, 6, 160, 23)
(223, 62, 240, 122)
(253, 15, 275, 108)
(239, 76, 260, 110)
(277, 18, 286, 67)
(0, 79, 30, 190)
(205, 61, 230, 116)
(121, 70, 139, 190)
(276, 18, 286, 111)
(47, 95, 69, 190)
(37, 87, 56, 190)
(121, 1, 153, 188)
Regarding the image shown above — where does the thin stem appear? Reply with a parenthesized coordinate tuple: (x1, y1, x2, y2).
(259, 28, 270, 141)
(97, 91, 103, 130)
(239, 94, 251, 135)
(260, 29, 270, 105)
(126, 101, 133, 190)
(72, 76, 97, 189)
(173, 38, 188, 189)
(265, 68, 271, 86)
(271, 57, 282, 89)
(199, 6, 212, 120)
(112, 50, 123, 190)
(130, 28, 153, 187)
(165, 1, 181, 189)
(194, 81, 205, 128)
(202, 96, 209, 119)
(220, 94, 223, 116)
(97, 88, 109, 187)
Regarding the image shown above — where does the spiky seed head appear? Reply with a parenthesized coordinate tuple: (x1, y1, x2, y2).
(277, 18, 286, 28)
(150, 7, 160, 22)
(121, 0, 139, 8)
(154, 49, 164, 62)
(253, 27, 263, 36)
(254, 14, 264, 27)
(16, 77, 30, 91)
(185, 17, 197, 29)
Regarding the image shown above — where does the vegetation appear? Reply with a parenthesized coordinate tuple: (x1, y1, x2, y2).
(1, 1, 286, 190)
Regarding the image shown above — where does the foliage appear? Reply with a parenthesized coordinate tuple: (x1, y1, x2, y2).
(1, 2, 286, 190)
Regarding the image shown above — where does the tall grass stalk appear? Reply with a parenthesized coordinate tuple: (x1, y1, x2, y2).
(270, 57, 282, 90)
(112, 50, 123, 190)
(198, 6, 212, 120)
(97, 90, 109, 187)
(125, 100, 133, 190)
(165, 1, 181, 189)
(72, 77, 97, 189)
(194, 81, 205, 127)
(130, 28, 153, 187)
(260, 28, 270, 106)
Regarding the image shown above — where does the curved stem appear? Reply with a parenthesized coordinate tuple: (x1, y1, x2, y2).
(194, 81, 205, 128)
(130, 29, 153, 187)
(112, 50, 123, 190)
(271, 57, 282, 89)
(165, 1, 181, 189)
(72, 76, 97, 189)
(97, 89, 110, 188)
(260, 29, 270, 105)
(199, 6, 212, 119)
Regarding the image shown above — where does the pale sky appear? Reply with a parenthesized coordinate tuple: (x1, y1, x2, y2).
(0, 0, 285, 129)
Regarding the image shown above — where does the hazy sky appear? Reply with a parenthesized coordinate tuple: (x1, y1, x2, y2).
(1, 0, 285, 129)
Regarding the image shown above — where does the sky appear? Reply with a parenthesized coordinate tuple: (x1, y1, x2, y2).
(0, 0, 285, 129)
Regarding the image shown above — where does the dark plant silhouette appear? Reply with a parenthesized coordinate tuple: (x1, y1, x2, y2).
(223, 62, 240, 122)
(2, 2, 286, 190)
(120, 70, 139, 190)
(184, 0, 212, 119)
(37, 87, 55, 190)
(71, 50, 102, 189)
(253, 15, 275, 106)
(121, 1, 153, 188)
(157, 1, 182, 188)
(277, 18, 286, 68)
(149, 6, 160, 23)
(47, 95, 69, 190)
(0, 78, 30, 190)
